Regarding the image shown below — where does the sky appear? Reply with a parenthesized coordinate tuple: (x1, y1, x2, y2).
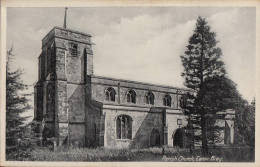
(6, 7, 256, 121)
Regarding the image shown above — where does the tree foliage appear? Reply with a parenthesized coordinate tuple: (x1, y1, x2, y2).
(180, 16, 241, 155)
(235, 98, 255, 147)
(6, 47, 31, 159)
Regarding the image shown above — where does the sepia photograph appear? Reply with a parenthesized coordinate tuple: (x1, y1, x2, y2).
(1, 0, 258, 165)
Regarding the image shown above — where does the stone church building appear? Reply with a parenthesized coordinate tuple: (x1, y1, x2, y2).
(34, 25, 235, 148)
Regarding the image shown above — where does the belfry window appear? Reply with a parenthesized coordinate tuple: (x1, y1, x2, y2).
(69, 43, 78, 56)
(127, 90, 136, 103)
(105, 87, 116, 102)
(163, 94, 172, 107)
(116, 115, 132, 139)
(145, 91, 154, 105)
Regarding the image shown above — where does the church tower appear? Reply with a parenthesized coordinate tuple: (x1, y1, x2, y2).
(34, 8, 94, 146)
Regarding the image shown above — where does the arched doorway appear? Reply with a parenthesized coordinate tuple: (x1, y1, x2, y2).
(173, 128, 184, 148)
(42, 127, 54, 146)
(150, 129, 160, 147)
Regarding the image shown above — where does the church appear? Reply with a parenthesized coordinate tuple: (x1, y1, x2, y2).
(34, 13, 235, 149)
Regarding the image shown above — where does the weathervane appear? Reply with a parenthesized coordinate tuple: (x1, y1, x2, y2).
(63, 7, 68, 29)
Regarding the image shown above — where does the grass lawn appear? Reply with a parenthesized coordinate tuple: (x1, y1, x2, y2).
(22, 146, 253, 162)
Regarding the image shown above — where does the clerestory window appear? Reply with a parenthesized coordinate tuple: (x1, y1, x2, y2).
(126, 90, 136, 103)
(105, 87, 116, 102)
(145, 91, 154, 105)
(163, 94, 172, 107)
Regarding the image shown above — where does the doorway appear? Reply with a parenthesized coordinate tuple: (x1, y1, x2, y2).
(173, 128, 184, 148)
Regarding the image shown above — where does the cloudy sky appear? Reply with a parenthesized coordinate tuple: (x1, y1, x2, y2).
(7, 7, 255, 120)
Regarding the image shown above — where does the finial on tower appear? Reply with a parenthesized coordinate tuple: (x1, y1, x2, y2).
(63, 7, 68, 29)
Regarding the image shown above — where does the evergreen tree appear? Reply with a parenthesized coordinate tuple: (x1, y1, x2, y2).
(6, 47, 31, 159)
(180, 16, 238, 155)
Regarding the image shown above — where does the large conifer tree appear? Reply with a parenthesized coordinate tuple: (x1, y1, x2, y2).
(6, 47, 30, 159)
(180, 16, 228, 155)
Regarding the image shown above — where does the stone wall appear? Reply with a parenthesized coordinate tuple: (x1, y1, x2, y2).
(69, 124, 85, 147)
(101, 105, 186, 149)
(213, 110, 235, 145)
(53, 27, 93, 81)
(87, 75, 190, 148)
(166, 110, 188, 147)
(34, 82, 44, 121)
(67, 84, 85, 122)
(55, 48, 66, 80)
(84, 79, 103, 147)
(46, 82, 55, 122)
(38, 53, 45, 81)
(67, 83, 86, 146)
(103, 106, 162, 148)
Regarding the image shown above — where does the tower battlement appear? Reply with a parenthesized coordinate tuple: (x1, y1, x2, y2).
(42, 27, 93, 48)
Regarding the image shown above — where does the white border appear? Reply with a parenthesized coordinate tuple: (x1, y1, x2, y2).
(0, 0, 259, 166)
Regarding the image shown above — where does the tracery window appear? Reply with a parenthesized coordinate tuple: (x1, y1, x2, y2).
(126, 90, 136, 103)
(163, 94, 172, 107)
(145, 91, 154, 105)
(105, 87, 116, 102)
(116, 115, 132, 139)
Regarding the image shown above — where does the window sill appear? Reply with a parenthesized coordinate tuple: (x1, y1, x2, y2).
(104, 100, 116, 103)
(115, 139, 133, 142)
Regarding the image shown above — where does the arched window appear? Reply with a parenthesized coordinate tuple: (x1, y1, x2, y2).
(163, 94, 172, 107)
(116, 115, 132, 139)
(145, 91, 154, 105)
(105, 87, 116, 101)
(126, 90, 136, 103)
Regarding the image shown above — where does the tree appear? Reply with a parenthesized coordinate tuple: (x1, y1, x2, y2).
(6, 47, 31, 159)
(201, 76, 242, 145)
(180, 16, 238, 155)
(235, 98, 255, 147)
